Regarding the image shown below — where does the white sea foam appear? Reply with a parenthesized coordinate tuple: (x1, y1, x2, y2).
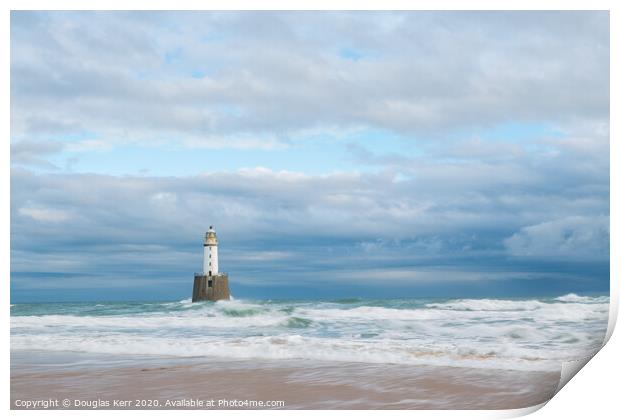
(554, 293, 608, 303)
(425, 299, 546, 311)
(10, 312, 289, 330)
(300, 306, 450, 321)
(10, 295, 609, 372)
(10, 333, 565, 372)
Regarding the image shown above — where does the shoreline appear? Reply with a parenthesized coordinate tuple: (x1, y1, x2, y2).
(11, 350, 561, 410)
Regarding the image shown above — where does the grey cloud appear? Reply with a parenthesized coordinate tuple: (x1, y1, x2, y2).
(11, 128, 609, 287)
(9, 11, 609, 297)
(504, 216, 609, 260)
(10, 11, 609, 146)
(11, 140, 64, 169)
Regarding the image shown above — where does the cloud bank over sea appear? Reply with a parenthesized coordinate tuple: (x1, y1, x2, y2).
(10, 11, 609, 300)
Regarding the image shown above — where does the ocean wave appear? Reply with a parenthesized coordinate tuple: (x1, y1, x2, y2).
(554, 294, 608, 303)
(10, 312, 290, 330)
(300, 306, 452, 321)
(9, 334, 566, 372)
(284, 317, 313, 328)
(425, 299, 546, 311)
(11, 297, 608, 333)
(332, 298, 363, 304)
(423, 296, 609, 322)
(10, 295, 609, 372)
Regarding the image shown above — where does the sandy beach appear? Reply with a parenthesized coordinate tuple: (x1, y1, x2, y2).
(11, 350, 560, 410)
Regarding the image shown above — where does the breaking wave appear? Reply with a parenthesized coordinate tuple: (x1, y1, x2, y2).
(11, 294, 609, 372)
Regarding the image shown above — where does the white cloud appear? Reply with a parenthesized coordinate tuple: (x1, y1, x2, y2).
(504, 216, 609, 259)
(19, 207, 71, 222)
(11, 140, 63, 169)
(64, 139, 111, 153)
(10, 11, 609, 149)
(9, 12, 610, 294)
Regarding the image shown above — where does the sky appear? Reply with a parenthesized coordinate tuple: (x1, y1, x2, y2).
(10, 11, 610, 302)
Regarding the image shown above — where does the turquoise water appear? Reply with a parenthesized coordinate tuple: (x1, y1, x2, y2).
(11, 294, 609, 372)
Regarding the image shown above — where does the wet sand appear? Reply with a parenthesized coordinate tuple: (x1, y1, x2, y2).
(11, 351, 561, 409)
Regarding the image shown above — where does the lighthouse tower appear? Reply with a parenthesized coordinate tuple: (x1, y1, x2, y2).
(203, 226, 218, 276)
(192, 226, 230, 302)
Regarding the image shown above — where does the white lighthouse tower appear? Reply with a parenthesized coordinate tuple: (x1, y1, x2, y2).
(193, 226, 229, 302)
(203, 226, 219, 276)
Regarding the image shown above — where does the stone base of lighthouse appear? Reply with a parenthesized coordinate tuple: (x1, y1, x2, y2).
(192, 273, 230, 302)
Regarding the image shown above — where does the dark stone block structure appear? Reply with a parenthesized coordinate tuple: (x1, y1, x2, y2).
(192, 273, 230, 302)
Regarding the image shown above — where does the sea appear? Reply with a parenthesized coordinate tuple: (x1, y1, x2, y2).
(10, 293, 610, 373)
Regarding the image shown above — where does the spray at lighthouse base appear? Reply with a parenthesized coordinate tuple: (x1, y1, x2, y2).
(192, 226, 231, 302)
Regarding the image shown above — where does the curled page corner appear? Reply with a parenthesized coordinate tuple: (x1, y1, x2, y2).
(496, 352, 601, 418)
(549, 297, 617, 402)
(604, 293, 618, 345)
(555, 352, 599, 395)
(497, 401, 549, 418)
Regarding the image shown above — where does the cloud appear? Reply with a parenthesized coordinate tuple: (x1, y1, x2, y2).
(504, 216, 609, 260)
(18, 207, 71, 223)
(9, 11, 610, 298)
(10, 140, 609, 288)
(64, 139, 111, 153)
(11, 140, 64, 169)
(10, 11, 609, 150)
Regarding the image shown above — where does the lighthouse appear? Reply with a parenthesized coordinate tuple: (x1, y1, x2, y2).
(192, 226, 230, 302)
(203, 226, 218, 276)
